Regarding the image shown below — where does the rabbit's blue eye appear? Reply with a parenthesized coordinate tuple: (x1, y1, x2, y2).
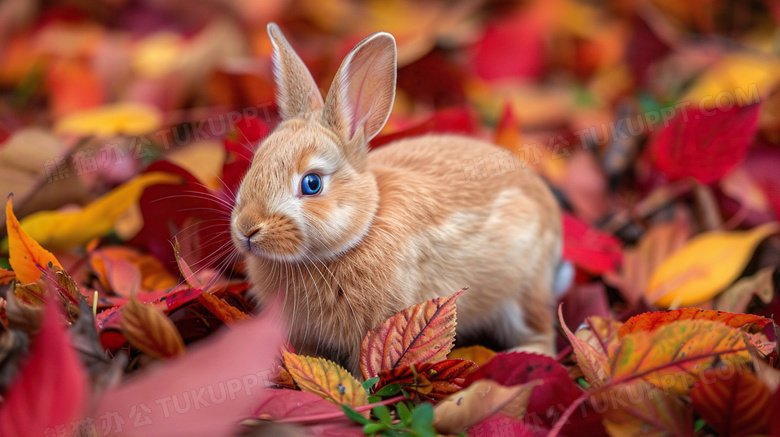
(301, 174, 322, 195)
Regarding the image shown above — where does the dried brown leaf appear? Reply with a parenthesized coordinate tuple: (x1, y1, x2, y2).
(121, 297, 185, 359)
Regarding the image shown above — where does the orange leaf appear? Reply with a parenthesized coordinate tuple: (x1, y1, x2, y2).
(575, 316, 622, 358)
(376, 359, 477, 401)
(121, 297, 185, 359)
(558, 305, 610, 388)
(6, 195, 62, 285)
(360, 289, 463, 380)
(619, 308, 771, 336)
(0, 268, 15, 286)
(89, 246, 178, 294)
(609, 320, 755, 394)
(691, 367, 770, 436)
(198, 292, 250, 324)
(448, 345, 496, 366)
(174, 238, 203, 289)
(282, 352, 368, 408)
(599, 381, 693, 437)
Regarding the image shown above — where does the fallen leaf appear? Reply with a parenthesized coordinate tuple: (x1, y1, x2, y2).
(619, 308, 772, 336)
(17, 172, 181, 250)
(469, 4, 551, 81)
(691, 367, 770, 436)
(376, 359, 477, 400)
(609, 320, 756, 394)
(0, 268, 15, 286)
(647, 222, 779, 307)
(616, 219, 690, 305)
(283, 352, 368, 408)
(253, 388, 364, 436)
(576, 316, 622, 358)
(5, 195, 62, 285)
(433, 379, 540, 435)
(465, 351, 585, 417)
(0, 128, 68, 206)
(448, 345, 496, 367)
(715, 267, 776, 313)
(558, 305, 610, 388)
(198, 292, 250, 324)
(121, 297, 185, 359)
(647, 103, 761, 184)
(562, 214, 623, 275)
(55, 101, 163, 138)
(370, 107, 477, 149)
(360, 289, 463, 380)
(680, 54, 780, 109)
(90, 246, 178, 295)
(0, 298, 88, 437)
(599, 381, 693, 437)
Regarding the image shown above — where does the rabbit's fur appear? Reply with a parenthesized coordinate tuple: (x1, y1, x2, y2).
(231, 23, 562, 376)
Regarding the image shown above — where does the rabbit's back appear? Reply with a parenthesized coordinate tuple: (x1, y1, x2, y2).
(365, 134, 561, 349)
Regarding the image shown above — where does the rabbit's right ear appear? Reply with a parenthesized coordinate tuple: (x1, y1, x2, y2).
(267, 23, 324, 119)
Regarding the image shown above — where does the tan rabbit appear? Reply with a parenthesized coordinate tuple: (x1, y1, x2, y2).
(231, 23, 564, 376)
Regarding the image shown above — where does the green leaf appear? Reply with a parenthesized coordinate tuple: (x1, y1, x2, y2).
(397, 402, 412, 425)
(363, 423, 386, 435)
(410, 403, 436, 437)
(373, 405, 393, 426)
(375, 383, 402, 397)
(368, 395, 381, 404)
(341, 405, 371, 425)
(363, 376, 380, 392)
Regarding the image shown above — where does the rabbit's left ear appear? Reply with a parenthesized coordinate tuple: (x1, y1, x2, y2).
(267, 23, 324, 119)
(323, 32, 397, 147)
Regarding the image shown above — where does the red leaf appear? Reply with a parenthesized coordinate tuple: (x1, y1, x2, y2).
(376, 359, 477, 400)
(222, 116, 271, 193)
(465, 352, 581, 411)
(254, 389, 372, 436)
(470, 6, 547, 81)
(131, 161, 232, 276)
(370, 107, 477, 149)
(620, 309, 772, 337)
(0, 299, 88, 436)
(691, 367, 770, 436)
(360, 289, 463, 380)
(562, 214, 622, 275)
(648, 103, 761, 184)
(464, 352, 606, 436)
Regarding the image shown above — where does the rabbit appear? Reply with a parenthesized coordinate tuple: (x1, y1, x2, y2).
(230, 23, 564, 377)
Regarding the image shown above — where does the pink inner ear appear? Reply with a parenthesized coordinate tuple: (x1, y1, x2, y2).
(345, 48, 383, 140)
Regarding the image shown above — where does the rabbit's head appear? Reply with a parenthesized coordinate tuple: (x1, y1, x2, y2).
(231, 24, 396, 263)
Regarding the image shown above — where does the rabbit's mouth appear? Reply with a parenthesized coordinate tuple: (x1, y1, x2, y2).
(232, 214, 305, 261)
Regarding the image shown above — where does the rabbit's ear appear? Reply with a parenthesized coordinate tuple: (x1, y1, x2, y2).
(323, 32, 397, 147)
(267, 23, 324, 119)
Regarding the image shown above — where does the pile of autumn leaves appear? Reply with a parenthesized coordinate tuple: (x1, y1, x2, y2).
(0, 189, 779, 437)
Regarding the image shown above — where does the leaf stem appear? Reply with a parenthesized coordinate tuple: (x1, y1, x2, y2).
(276, 394, 407, 424)
(547, 391, 590, 437)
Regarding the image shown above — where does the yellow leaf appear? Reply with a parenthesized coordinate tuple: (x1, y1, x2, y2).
(433, 379, 540, 435)
(647, 222, 779, 308)
(6, 196, 62, 285)
(132, 32, 185, 79)
(167, 140, 226, 190)
(15, 172, 181, 250)
(448, 345, 496, 367)
(121, 297, 185, 359)
(681, 54, 780, 109)
(55, 102, 162, 138)
(283, 352, 368, 408)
